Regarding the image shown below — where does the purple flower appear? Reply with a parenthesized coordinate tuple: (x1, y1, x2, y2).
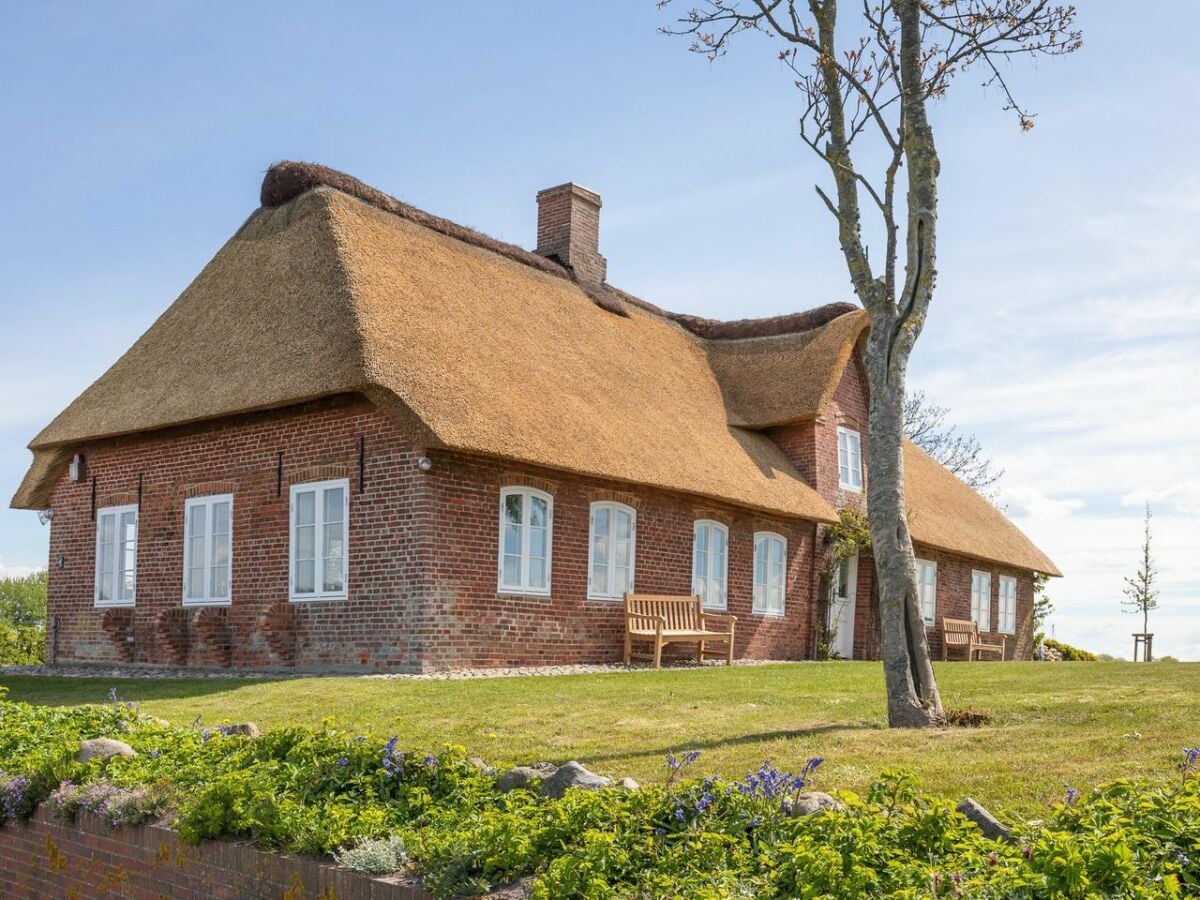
(1064, 786, 1080, 805)
(381, 737, 404, 778)
(1021, 845, 1033, 860)
(337, 756, 350, 768)
(1175, 849, 1192, 867)
(423, 754, 438, 768)
(150, 749, 161, 759)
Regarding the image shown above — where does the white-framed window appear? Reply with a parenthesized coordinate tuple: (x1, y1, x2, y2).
(183, 494, 233, 606)
(692, 520, 728, 610)
(971, 570, 992, 632)
(837, 427, 863, 491)
(916, 559, 937, 627)
(752, 532, 787, 616)
(289, 479, 349, 601)
(94, 504, 138, 607)
(998, 575, 1017, 635)
(498, 487, 553, 596)
(588, 501, 635, 600)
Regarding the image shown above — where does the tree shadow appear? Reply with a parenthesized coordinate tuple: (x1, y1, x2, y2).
(583, 722, 878, 765)
(0, 674, 293, 707)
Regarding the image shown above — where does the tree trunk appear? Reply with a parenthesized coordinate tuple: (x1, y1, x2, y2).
(864, 313, 943, 726)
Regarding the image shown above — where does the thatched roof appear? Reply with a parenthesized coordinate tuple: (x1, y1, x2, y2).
(13, 162, 1058, 576)
(905, 441, 1060, 576)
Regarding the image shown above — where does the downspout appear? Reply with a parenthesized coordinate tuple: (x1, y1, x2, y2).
(49, 614, 59, 665)
(809, 520, 822, 658)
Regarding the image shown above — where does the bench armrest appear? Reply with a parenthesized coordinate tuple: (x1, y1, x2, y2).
(699, 612, 737, 629)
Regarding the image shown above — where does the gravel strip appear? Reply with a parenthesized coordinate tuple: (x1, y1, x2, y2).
(0, 658, 799, 681)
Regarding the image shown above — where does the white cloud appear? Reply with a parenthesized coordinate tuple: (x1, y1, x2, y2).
(1121, 483, 1200, 518)
(0, 559, 39, 579)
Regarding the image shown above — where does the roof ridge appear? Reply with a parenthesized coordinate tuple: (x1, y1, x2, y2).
(260, 161, 859, 340)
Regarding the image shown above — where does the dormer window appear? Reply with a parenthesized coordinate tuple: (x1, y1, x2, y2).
(837, 427, 863, 491)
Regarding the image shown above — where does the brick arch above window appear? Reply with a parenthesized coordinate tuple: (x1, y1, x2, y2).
(285, 464, 352, 488)
(97, 491, 138, 508)
(499, 473, 558, 496)
(182, 480, 239, 499)
(690, 507, 733, 527)
(585, 488, 640, 509)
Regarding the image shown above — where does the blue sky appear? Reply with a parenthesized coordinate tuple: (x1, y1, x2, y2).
(1, 1, 1196, 658)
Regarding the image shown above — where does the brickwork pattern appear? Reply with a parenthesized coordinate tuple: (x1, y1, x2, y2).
(0, 807, 430, 899)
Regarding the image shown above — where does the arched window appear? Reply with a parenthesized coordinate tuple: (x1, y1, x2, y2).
(752, 532, 787, 615)
(692, 520, 728, 610)
(588, 502, 636, 600)
(498, 487, 553, 595)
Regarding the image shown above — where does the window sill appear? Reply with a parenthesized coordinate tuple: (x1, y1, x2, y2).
(497, 589, 552, 600)
(289, 594, 348, 603)
(751, 609, 786, 618)
(839, 483, 863, 493)
(183, 598, 232, 608)
(587, 593, 625, 603)
(94, 601, 135, 609)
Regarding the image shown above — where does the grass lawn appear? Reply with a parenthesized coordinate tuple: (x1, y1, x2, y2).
(3, 660, 1195, 815)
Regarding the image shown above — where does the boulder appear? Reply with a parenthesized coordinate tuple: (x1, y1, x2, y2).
(618, 777, 640, 791)
(785, 791, 843, 817)
(956, 798, 1013, 842)
(216, 722, 260, 738)
(540, 761, 612, 799)
(497, 763, 557, 793)
(77, 738, 136, 763)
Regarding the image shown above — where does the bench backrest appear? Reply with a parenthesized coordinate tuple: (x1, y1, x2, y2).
(941, 617, 979, 645)
(624, 594, 703, 631)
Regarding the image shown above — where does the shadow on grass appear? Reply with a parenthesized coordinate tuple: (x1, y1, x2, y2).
(0, 675, 292, 707)
(583, 722, 879, 765)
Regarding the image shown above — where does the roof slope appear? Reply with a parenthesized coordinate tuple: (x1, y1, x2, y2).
(12, 163, 1059, 576)
(13, 186, 835, 523)
(904, 440, 1060, 576)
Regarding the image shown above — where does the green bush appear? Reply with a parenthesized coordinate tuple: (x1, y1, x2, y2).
(1044, 638, 1099, 661)
(0, 622, 44, 665)
(0, 695, 1197, 898)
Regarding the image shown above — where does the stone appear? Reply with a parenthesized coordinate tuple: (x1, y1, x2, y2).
(785, 791, 843, 817)
(485, 876, 534, 899)
(216, 722, 260, 737)
(957, 798, 1013, 842)
(77, 738, 136, 763)
(618, 777, 640, 790)
(468, 756, 495, 775)
(540, 761, 612, 799)
(497, 763, 557, 793)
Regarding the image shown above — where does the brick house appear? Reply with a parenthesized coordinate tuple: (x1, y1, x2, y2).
(11, 162, 1059, 672)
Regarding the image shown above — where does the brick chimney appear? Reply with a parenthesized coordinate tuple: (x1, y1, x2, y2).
(535, 183, 607, 284)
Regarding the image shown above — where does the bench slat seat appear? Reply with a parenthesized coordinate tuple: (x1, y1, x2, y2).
(941, 616, 1005, 661)
(624, 594, 736, 669)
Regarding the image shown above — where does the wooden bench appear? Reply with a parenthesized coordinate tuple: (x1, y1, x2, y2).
(623, 594, 736, 669)
(941, 617, 1005, 660)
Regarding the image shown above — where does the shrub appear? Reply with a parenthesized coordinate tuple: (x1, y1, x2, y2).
(336, 835, 408, 875)
(0, 696, 1198, 898)
(0, 622, 43, 665)
(1044, 638, 1099, 661)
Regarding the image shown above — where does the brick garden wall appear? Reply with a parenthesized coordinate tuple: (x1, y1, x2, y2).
(0, 807, 430, 899)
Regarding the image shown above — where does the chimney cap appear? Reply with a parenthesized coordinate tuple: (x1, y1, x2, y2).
(535, 182, 602, 206)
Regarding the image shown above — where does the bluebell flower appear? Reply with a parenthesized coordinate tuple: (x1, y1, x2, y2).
(150, 749, 161, 759)
(423, 754, 438, 768)
(337, 756, 350, 768)
(1064, 786, 1080, 805)
(1174, 849, 1191, 868)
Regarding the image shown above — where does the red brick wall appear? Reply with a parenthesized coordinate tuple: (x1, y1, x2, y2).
(41, 387, 1032, 672)
(419, 450, 820, 667)
(0, 807, 430, 899)
(45, 395, 432, 672)
(845, 547, 1033, 662)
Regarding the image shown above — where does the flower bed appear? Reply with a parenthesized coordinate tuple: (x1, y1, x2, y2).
(0, 688, 1197, 898)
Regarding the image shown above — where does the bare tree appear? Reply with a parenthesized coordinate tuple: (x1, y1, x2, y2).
(1122, 503, 1159, 640)
(904, 390, 1003, 499)
(661, 1, 1080, 726)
